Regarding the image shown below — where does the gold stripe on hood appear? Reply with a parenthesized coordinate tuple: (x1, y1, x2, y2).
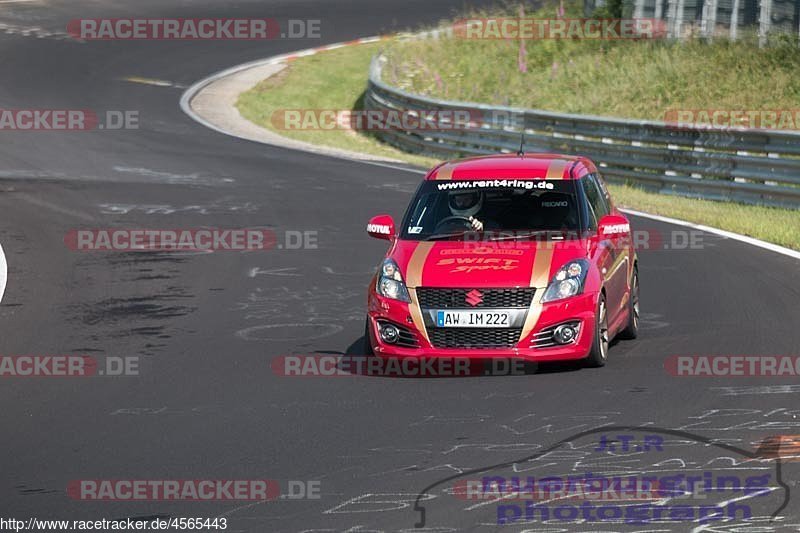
(405, 242, 435, 344)
(529, 244, 554, 289)
(520, 243, 555, 340)
(407, 288, 429, 344)
(405, 241, 434, 288)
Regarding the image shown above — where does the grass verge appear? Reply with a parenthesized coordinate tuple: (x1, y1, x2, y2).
(236, 30, 800, 251)
(237, 43, 437, 168)
(381, 3, 800, 120)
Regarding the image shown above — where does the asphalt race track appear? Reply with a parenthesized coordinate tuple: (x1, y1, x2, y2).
(1, 1, 800, 532)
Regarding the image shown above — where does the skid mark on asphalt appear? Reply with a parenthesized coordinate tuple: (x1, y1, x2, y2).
(98, 200, 258, 216)
(15, 192, 94, 221)
(712, 385, 800, 396)
(0, 21, 77, 41)
(112, 166, 235, 186)
(322, 266, 375, 276)
(409, 415, 493, 426)
(232, 284, 361, 342)
(66, 252, 197, 355)
(248, 267, 300, 277)
(119, 76, 187, 89)
(500, 412, 621, 436)
(236, 322, 343, 342)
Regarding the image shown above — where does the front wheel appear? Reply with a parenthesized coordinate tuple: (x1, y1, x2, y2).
(619, 266, 640, 340)
(584, 294, 609, 368)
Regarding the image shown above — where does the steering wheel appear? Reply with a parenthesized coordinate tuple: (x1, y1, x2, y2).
(433, 216, 473, 233)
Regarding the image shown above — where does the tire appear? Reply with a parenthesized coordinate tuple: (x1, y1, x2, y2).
(584, 294, 609, 368)
(363, 317, 374, 356)
(619, 266, 640, 340)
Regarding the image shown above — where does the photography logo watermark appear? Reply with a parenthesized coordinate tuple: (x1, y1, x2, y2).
(272, 355, 534, 378)
(270, 109, 481, 132)
(64, 229, 318, 252)
(0, 110, 138, 131)
(412, 426, 789, 528)
(67, 479, 320, 500)
(0, 356, 139, 377)
(665, 355, 800, 377)
(453, 476, 665, 502)
(67, 18, 321, 40)
(452, 18, 666, 40)
(665, 109, 800, 130)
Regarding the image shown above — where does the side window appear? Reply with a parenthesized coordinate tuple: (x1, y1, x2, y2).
(595, 172, 613, 210)
(582, 175, 610, 220)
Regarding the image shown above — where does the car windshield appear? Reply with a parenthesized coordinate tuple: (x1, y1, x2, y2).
(400, 179, 582, 240)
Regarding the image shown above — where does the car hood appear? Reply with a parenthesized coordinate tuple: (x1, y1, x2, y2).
(390, 239, 588, 289)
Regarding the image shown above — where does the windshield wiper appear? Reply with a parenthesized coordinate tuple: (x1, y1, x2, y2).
(424, 231, 473, 241)
(487, 230, 562, 241)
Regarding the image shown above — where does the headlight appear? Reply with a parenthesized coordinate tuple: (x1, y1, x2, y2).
(376, 259, 410, 302)
(541, 259, 590, 302)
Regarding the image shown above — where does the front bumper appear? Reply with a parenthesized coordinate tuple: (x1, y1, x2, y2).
(367, 289, 597, 361)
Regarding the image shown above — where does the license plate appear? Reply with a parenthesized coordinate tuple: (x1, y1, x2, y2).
(436, 310, 510, 328)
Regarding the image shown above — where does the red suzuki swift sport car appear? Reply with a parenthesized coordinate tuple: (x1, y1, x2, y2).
(364, 153, 639, 367)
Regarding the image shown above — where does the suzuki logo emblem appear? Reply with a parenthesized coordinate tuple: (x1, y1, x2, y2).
(465, 289, 483, 307)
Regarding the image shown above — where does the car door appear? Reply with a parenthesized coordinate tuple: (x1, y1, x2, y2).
(582, 175, 627, 322)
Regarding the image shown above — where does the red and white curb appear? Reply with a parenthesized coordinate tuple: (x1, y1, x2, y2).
(180, 35, 800, 262)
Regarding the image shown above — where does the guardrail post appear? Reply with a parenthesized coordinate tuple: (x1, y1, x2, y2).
(759, 0, 773, 45)
(633, 0, 646, 21)
(730, 0, 741, 38)
(654, 0, 665, 20)
(702, 0, 719, 36)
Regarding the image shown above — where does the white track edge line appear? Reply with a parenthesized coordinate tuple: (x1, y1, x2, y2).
(0, 242, 7, 303)
(620, 208, 800, 260)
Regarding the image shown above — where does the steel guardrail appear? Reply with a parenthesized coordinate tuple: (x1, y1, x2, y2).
(365, 54, 800, 208)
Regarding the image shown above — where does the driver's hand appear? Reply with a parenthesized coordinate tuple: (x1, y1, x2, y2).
(469, 216, 484, 231)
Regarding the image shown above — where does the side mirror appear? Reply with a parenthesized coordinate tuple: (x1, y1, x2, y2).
(366, 215, 396, 240)
(597, 214, 631, 239)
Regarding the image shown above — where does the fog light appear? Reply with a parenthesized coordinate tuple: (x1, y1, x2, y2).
(553, 324, 578, 345)
(379, 323, 400, 344)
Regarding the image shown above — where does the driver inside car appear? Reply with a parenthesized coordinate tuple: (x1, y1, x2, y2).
(448, 190, 490, 231)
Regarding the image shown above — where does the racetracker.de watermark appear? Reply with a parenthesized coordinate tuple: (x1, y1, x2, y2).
(455, 229, 705, 251)
(0, 110, 138, 131)
(0, 356, 138, 377)
(66, 479, 320, 500)
(665, 355, 800, 377)
(665, 109, 800, 130)
(271, 109, 481, 131)
(64, 229, 319, 252)
(67, 18, 321, 40)
(272, 355, 535, 377)
(452, 18, 666, 39)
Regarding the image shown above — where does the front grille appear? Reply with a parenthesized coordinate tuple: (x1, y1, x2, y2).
(376, 320, 420, 348)
(417, 288, 536, 309)
(429, 328, 522, 349)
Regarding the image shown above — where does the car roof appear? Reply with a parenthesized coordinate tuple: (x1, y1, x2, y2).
(424, 153, 596, 181)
